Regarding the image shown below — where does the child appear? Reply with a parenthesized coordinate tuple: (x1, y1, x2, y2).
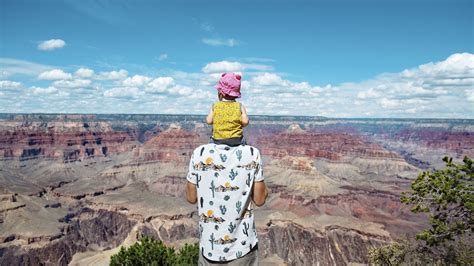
(206, 72, 249, 147)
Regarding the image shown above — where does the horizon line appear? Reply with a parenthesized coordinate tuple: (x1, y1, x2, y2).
(1, 112, 473, 121)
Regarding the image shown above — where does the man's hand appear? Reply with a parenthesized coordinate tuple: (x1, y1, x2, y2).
(186, 181, 197, 204)
(252, 181, 268, 207)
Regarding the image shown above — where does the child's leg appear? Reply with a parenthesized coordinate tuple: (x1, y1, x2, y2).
(213, 137, 243, 147)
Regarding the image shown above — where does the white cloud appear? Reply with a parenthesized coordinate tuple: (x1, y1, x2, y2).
(52, 79, 91, 88)
(38, 39, 66, 51)
(202, 61, 273, 73)
(200, 22, 214, 32)
(143, 76, 192, 96)
(31, 86, 58, 94)
(38, 69, 72, 80)
(202, 61, 242, 73)
(170, 85, 193, 96)
(405, 108, 418, 114)
(121, 75, 151, 87)
(103, 87, 143, 98)
(1, 53, 472, 117)
(378, 98, 427, 110)
(240, 63, 273, 72)
(0, 80, 22, 90)
(248, 73, 324, 97)
(342, 53, 469, 113)
(252, 73, 286, 86)
(425, 78, 474, 86)
(379, 98, 401, 109)
(188, 89, 214, 100)
(357, 88, 381, 99)
(416, 53, 474, 77)
(75, 68, 94, 78)
(158, 53, 168, 61)
(0, 58, 54, 76)
(202, 38, 239, 47)
(96, 69, 128, 80)
(243, 57, 275, 63)
(0, 70, 11, 78)
(145, 77, 175, 93)
(465, 89, 474, 102)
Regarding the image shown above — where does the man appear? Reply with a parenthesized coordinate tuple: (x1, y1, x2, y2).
(186, 144, 268, 265)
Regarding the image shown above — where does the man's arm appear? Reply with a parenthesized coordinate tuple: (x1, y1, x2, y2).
(186, 181, 197, 204)
(251, 148, 267, 206)
(185, 152, 198, 204)
(252, 181, 268, 207)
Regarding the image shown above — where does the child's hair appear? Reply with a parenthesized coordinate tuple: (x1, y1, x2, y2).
(218, 92, 238, 101)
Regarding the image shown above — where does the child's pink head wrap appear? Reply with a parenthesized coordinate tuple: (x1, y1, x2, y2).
(215, 72, 241, 98)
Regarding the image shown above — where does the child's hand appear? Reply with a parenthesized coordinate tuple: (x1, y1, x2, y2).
(241, 104, 249, 127)
(206, 105, 214, 125)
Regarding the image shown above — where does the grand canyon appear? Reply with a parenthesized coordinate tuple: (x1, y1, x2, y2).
(0, 114, 473, 265)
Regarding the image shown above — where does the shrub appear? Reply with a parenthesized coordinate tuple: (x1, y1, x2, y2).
(369, 156, 473, 265)
(110, 236, 199, 266)
(174, 242, 199, 265)
(401, 156, 473, 246)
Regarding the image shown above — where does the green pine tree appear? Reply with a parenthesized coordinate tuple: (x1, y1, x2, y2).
(369, 156, 474, 265)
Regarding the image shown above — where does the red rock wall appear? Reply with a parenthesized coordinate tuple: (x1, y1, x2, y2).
(255, 131, 401, 161)
(135, 129, 207, 163)
(0, 122, 138, 162)
(391, 130, 474, 157)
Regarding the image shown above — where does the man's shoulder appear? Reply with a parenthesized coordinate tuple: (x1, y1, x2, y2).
(192, 144, 260, 157)
(240, 145, 260, 156)
(192, 144, 212, 156)
(193, 144, 211, 151)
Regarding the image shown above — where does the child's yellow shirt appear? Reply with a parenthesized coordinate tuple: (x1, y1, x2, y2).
(212, 101, 243, 140)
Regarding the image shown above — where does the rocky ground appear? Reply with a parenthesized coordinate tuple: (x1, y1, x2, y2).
(0, 114, 472, 265)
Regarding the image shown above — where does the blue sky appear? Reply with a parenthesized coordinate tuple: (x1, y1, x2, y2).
(0, 0, 473, 117)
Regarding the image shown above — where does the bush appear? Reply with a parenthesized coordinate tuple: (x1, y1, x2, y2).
(401, 156, 473, 246)
(110, 236, 199, 266)
(369, 156, 474, 265)
(174, 242, 199, 265)
(369, 237, 473, 266)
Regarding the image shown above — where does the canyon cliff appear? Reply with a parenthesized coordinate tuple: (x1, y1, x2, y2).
(0, 114, 472, 265)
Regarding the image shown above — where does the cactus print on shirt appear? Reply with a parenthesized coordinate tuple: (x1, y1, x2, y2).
(186, 144, 264, 262)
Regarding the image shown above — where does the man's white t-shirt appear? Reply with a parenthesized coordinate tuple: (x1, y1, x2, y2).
(186, 144, 264, 262)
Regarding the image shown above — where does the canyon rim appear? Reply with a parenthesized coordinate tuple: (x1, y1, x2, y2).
(0, 114, 472, 265)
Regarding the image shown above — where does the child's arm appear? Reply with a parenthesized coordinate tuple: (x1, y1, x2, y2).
(206, 105, 214, 125)
(241, 104, 249, 127)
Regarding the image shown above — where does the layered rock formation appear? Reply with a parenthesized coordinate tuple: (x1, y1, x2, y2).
(135, 124, 207, 164)
(255, 130, 402, 161)
(0, 114, 472, 265)
(0, 121, 139, 162)
(0, 208, 135, 265)
(258, 220, 390, 265)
